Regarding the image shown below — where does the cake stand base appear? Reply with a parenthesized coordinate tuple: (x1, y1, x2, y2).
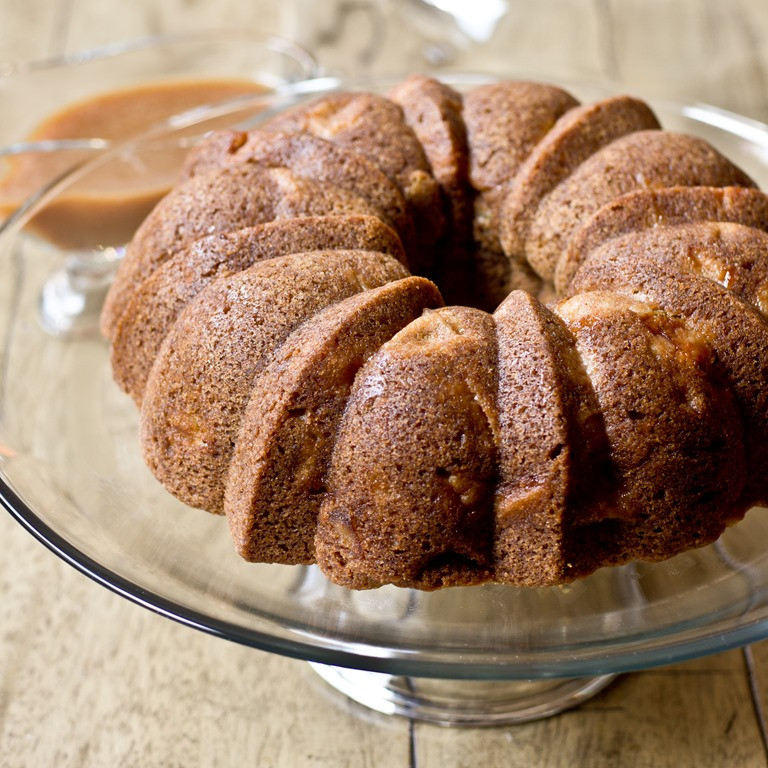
(309, 663, 616, 727)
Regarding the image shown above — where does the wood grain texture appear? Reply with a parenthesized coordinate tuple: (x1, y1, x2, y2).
(0, 0, 66, 63)
(2, 1, 768, 766)
(415, 657, 767, 767)
(605, 0, 768, 120)
(63, 0, 283, 53)
(0, 512, 410, 768)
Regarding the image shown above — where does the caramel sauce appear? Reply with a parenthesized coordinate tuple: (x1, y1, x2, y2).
(495, 485, 548, 524)
(0, 78, 269, 248)
(687, 248, 733, 289)
(756, 285, 768, 317)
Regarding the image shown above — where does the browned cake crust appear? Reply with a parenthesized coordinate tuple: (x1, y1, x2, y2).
(570, 222, 768, 503)
(140, 250, 409, 515)
(554, 292, 746, 565)
(462, 82, 579, 311)
(225, 276, 444, 565)
(576, 222, 768, 320)
(389, 74, 470, 243)
(527, 131, 756, 283)
(500, 95, 661, 264)
(179, 129, 412, 246)
(556, 185, 768, 293)
(178, 127, 249, 177)
(315, 306, 498, 590)
(111, 215, 406, 404)
(101, 166, 381, 339)
(263, 91, 444, 267)
(264, 92, 432, 195)
(493, 290, 608, 585)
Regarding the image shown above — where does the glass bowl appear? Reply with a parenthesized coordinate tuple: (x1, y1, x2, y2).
(0, 30, 318, 337)
(3, 74, 768, 726)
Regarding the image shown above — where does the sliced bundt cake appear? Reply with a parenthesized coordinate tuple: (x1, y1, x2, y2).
(140, 250, 408, 514)
(102, 75, 768, 590)
(226, 276, 443, 565)
(111, 214, 405, 404)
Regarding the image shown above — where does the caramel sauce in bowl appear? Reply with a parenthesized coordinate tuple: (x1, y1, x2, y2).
(0, 31, 318, 249)
(0, 79, 274, 248)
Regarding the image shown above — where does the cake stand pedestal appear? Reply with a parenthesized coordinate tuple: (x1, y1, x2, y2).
(310, 664, 616, 726)
(38, 247, 122, 337)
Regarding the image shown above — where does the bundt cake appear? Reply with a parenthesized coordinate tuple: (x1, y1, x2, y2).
(102, 75, 768, 590)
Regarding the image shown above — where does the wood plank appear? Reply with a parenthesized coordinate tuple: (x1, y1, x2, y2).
(0, 0, 69, 62)
(606, 0, 768, 120)
(414, 654, 767, 768)
(63, 0, 283, 52)
(739, 641, 768, 757)
(0, 512, 411, 768)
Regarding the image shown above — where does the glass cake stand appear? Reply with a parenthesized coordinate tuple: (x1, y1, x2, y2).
(2, 74, 768, 727)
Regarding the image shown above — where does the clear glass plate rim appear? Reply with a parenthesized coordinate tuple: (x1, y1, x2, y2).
(5, 475, 768, 680)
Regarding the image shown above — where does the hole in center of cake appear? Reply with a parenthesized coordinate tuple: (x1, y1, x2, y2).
(426, 239, 553, 313)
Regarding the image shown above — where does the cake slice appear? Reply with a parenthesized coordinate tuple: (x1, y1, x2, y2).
(225, 276, 444, 565)
(389, 74, 470, 245)
(140, 250, 409, 515)
(570, 223, 768, 503)
(180, 129, 412, 246)
(556, 186, 768, 293)
(554, 291, 747, 566)
(499, 95, 661, 264)
(493, 290, 609, 585)
(263, 91, 444, 268)
(101, 165, 381, 339)
(111, 214, 405, 404)
(463, 81, 579, 193)
(315, 306, 498, 589)
(462, 81, 579, 310)
(526, 131, 756, 283)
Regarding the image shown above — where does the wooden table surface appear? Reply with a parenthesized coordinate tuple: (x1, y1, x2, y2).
(3, 1, 768, 766)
